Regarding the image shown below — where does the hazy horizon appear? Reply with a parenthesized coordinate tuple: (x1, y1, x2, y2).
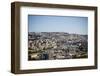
(28, 15, 88, 35)
(28, 32, 88, 35)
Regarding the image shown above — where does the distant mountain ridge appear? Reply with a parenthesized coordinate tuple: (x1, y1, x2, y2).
(28, 32, 87, 41)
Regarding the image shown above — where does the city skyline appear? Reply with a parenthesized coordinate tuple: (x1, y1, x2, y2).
(28, 15, 88, 35)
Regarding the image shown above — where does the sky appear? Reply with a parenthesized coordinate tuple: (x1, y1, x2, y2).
(28, 15, 88, 35)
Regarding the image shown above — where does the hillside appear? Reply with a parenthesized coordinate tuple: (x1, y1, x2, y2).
(28, 32, 88, 60)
